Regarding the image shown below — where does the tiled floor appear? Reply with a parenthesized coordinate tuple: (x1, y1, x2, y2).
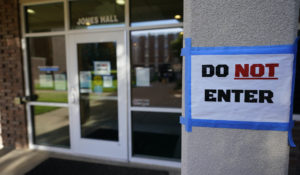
(0, 148, 181, 175)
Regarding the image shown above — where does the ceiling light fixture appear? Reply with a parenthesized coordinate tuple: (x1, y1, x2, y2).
(116, 0, 125, 5)
(27, 9, 35, 14)
(174, 15, 181, 20)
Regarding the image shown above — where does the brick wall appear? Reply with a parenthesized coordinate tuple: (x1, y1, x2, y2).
(0, 0, 28, 149)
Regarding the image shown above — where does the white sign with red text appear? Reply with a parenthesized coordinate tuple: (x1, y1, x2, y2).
(191, 54, 294, 123)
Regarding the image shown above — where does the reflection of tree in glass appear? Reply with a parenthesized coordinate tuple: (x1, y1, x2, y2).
(35, 106, 60, 115)
(171, 33, 183, 90)
(171, 33, 183, 64)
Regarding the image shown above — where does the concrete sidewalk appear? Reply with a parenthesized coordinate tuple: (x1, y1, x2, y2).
(0, 149, 180, 175)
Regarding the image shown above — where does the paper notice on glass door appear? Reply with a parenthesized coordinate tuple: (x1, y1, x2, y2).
(93, 75, 103, 93)
(94, 61, 111, 75)
(54, 74, 67, 90)
(103, 75, 113, 88)
(136, 67, 150, 87)
(39, 74, 53, 88)
(80, 71, 92, 93)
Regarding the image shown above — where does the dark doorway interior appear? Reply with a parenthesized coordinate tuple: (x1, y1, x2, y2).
(25, 158, 169, 175)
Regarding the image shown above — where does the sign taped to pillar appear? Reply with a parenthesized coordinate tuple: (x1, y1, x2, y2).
(180, 38, 298, 147)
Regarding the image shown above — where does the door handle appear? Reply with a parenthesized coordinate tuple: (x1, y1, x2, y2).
(14, 95, 38, 104)
(71, 87, 77, 104)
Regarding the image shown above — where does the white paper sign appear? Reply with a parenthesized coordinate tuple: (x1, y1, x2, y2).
(94, 61, 111, 75)
(132, 99, 150, 106)
(54, 74, 67, 90)
(191, 54, 293, 123)
(103, 76, 113, 88)
(39, 74, 53, 88)
(136, 67, 150, 87)
(80, 71, 92, 93)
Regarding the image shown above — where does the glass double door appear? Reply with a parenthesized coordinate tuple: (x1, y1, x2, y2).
(68, 31, 127, 159)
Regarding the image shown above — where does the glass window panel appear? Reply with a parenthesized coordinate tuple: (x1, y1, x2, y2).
(25, 3, 64, 33)
(289, 13, 300, 175)
(31, 106, 70, 148)
(77, 42, 118, 141)
(130, 0, 183, 27)
(289, 121, 300, 175)
(69, 0, 125, 30)
(132, 111, 181, 160)
(27, 36, 68, 103)
(130, 28, 183, 108)
(293, 25, 300, 114)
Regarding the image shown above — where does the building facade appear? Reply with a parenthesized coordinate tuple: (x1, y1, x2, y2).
(0, 0, 299, 173)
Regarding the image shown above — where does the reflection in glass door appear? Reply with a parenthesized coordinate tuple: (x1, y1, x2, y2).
(68, 31, 127, 159)
(77, 42, 118, 141)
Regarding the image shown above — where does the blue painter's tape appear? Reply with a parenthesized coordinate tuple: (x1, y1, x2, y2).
(180, 117, 289, 131)
(289, 121, 295, 147)
(191, 119, 289, 131)
(180, 48, 185, 56)
(190, 44, 294, 55)
(180, 116, 186, 125)
(183, 38, 192, 132)
(287, 37, 299, 147)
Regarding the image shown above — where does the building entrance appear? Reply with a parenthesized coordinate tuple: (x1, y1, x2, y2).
(22, 0, 183, 167)
(68, 31, 128, 159)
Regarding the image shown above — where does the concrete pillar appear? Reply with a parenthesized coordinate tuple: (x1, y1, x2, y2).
(182, 0, 299, 175)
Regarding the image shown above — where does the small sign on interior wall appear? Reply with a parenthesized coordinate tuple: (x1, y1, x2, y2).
(39, 74, 53, 88)
(54, 74, 67, 90)
(180, 38, 298, 147)
(133, 99, 150, 106)
(135, 67, 150, 87)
